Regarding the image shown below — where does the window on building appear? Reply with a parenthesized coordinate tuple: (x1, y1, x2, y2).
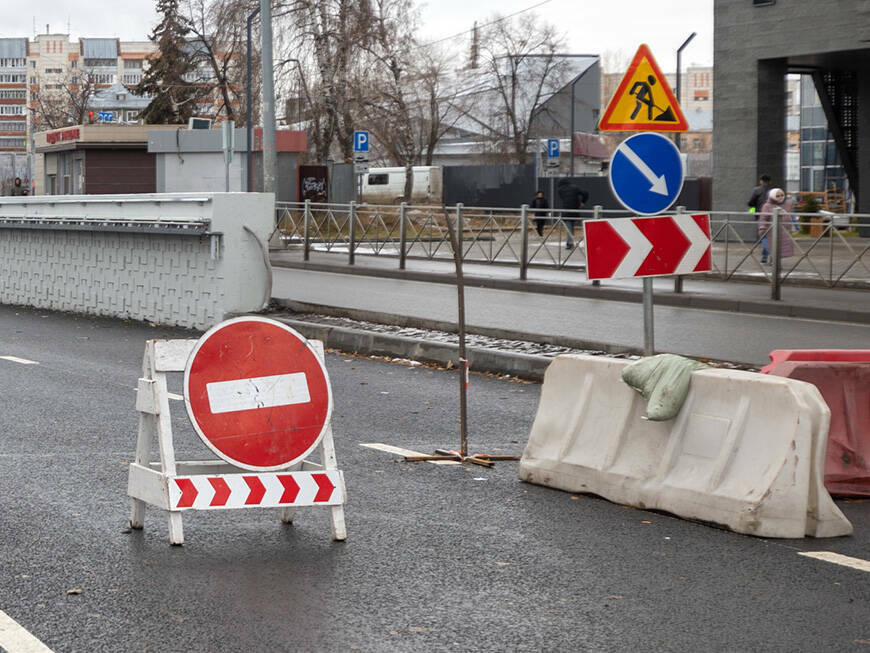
(124, 59, 143, 69)
(71, 60, 77, 69)
(84, 58, 116, 68)
(368, 174, 389, 185)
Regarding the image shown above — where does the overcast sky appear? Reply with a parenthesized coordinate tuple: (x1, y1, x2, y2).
(2, 0, 712, 70)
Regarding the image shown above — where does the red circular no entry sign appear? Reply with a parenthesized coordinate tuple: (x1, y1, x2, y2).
(183, 317, 333, 471)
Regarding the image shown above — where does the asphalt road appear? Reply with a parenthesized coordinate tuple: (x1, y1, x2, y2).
(1, 304, 869, 652)
(271, 268, 870, 366)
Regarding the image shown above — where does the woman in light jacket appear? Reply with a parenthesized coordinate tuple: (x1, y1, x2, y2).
(758, 187, 795, 261)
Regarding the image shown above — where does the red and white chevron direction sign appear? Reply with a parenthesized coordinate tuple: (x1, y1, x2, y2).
(583, 214, 711, 280)
(168, 471, 344, 511)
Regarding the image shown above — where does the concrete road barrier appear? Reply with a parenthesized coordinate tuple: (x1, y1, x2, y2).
(519, 355, 852, 538)
(764, 359, 870, 497)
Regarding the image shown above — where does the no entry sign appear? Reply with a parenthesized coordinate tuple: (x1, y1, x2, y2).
(183, 317, 333, 471)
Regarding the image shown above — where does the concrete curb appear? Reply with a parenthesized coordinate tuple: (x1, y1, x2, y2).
(271, 259, 870, 325)
(271, 316, 554, 382)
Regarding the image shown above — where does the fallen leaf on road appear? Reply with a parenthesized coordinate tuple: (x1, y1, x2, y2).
(409, 627, 429, 633)
(641, 520, 651, 524)
(67, 589, 83, 595)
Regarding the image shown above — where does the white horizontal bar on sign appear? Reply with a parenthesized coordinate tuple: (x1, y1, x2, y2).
(206, 373, 310, 414)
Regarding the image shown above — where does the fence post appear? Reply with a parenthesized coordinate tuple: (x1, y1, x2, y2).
(771, 207, 781, 300)
(592, 205, 602, 287)
(303, 199, 311, 262)
(456, 203, 464, 263)
(673, 205, 685, 293)
(349, 201, 356, 266)
(399, 202, 407, 270)
(520, 204, 529, 280)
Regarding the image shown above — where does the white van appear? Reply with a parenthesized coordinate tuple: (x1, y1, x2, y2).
(361, 166, 443, 204)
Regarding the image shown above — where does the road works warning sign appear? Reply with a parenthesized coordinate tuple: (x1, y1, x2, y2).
(598, 44, 688, 132)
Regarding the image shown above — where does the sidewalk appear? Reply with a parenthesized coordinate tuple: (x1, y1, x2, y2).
(270, 248, 870, 325)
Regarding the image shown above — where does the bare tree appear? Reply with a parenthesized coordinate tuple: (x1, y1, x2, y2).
(474, 13, 571, 164)
(281, 0, 369, 162)
(183, 0, 251, 122)
(355, 0, 422, 199)
(31, 69, 101, 130)
(414, 46, 471, 166)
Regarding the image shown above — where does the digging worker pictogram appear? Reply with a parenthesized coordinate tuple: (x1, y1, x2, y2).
(629, 75, 657, 120)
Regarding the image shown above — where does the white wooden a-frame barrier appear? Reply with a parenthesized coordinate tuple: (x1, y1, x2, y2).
(127, 338, 347, 545)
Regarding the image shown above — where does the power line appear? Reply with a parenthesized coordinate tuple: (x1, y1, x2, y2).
(417, 0, 555, 50)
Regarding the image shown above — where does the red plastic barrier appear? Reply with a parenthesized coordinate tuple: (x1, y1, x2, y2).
(765, 361, 870, 497)
(761, 350, 870, 375)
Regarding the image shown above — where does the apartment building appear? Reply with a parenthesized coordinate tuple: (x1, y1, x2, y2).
(0, 39, 28, 153)
(0, 33, 156, 160)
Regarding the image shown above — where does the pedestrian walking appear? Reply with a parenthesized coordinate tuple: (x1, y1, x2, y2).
(530, 190, 549, 237)
(9, 177, 25, 196)
(748, 174, 772, 262)
(758, 187, 796, 264)
(557, 178, 589, 249)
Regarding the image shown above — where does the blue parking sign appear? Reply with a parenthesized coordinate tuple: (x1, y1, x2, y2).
(546, 138, 560, 158)
(353, 131, 369, 152)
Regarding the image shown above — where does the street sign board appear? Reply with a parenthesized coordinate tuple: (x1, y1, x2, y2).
(353, 130, 370, 152)
(183, 317, 333, 471)
(98, 111, 113, 123)
(354, 162, 370, 175)
(599, 44, 688, 132)
(609, 132, 684, 215)
(546, 139, 560, 158)
(583, 213, 711, 280)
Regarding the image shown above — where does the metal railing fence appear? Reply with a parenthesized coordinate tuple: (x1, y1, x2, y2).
(274, 201, 870, 294)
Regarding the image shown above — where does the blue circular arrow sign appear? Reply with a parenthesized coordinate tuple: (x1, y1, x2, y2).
(608, 132, 684, 215)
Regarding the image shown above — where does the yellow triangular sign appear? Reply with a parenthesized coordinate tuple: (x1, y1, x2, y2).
(598, 44, 688, 132)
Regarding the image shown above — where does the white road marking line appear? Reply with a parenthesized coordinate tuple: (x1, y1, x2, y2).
(360, 442, 461, 466)
(0, 356, 39, 365)
(799, 551, 870, 573)
(0, 609, 54, 652)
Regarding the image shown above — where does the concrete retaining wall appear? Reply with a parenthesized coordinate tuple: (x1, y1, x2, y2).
(0, 192, 274, 329)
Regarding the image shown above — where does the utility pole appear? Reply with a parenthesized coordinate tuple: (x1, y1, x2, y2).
(259, 0, 277, 194)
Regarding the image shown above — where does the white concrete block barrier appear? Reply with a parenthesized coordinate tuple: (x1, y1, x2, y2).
(518, 355, 853, 538)
(0, 192, 274, 329)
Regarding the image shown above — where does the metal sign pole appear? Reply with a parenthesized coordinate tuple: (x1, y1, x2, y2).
(643, 277, 654, 356)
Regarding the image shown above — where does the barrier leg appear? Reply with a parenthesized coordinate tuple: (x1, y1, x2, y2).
(167, 512, 184, 546)
(129, 412, 153, 529)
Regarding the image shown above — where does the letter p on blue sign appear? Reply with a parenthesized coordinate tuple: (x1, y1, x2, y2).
(547, 139, 560, 158)
(354, 131, 369, 152)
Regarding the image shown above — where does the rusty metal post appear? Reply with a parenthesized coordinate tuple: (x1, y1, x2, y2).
(445, 204, 468, 457)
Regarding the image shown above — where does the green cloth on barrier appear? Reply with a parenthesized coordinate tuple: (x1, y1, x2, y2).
(621, 354, 709, 421)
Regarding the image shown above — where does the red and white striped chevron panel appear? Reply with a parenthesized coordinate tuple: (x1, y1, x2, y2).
(168, 471, 344, 511)
(584, 213, 712, 280)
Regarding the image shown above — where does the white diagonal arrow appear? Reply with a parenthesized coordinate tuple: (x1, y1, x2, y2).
(672, 214, 711, 274)
(616, 141, 668, 196)
(609, 219, 653, 278)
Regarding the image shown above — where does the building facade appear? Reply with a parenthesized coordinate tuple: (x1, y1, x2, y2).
(713, 0, 870, 220)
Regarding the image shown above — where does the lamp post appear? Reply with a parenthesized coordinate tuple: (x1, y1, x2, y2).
(674, 32, 696, 149)
(245, 6, 260, 192)
(673, 32, 696, 294)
